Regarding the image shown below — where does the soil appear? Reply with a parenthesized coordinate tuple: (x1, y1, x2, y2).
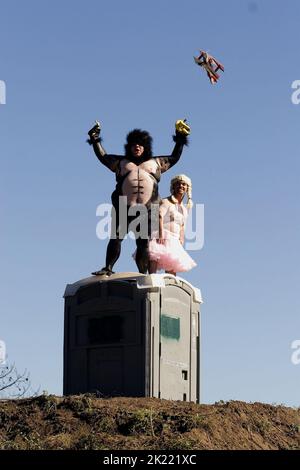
(0, 395, 299, 450)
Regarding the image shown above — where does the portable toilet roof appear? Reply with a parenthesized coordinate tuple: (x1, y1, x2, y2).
(64, 272, 202, 304)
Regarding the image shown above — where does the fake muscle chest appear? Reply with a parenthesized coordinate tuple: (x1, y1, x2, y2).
(119, 159, 159, 206)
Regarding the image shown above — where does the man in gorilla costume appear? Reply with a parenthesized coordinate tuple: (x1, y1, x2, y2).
(87, 119, 190, 275)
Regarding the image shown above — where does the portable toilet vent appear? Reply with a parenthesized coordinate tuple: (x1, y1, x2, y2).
(63, 273, 202, 402)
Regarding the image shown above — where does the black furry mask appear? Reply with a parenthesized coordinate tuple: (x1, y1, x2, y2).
(124, 129, 153, 159)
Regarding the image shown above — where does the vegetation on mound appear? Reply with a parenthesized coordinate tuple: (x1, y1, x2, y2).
(0, 395, 299, 450)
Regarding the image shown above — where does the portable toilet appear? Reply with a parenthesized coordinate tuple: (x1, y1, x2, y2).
(63, 273, 202, 402)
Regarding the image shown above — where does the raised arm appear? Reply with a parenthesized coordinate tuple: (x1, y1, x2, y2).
(87, 121, 121, 173)
(156, 119, 190, 173)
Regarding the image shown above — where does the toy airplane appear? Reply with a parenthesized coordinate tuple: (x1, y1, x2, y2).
(194, 50, 224, 84)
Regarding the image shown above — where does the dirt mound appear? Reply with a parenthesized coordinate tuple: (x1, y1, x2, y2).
(0, 395, 299, 450)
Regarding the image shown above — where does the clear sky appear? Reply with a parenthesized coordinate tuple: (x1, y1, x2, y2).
(1, 0, 300, 406)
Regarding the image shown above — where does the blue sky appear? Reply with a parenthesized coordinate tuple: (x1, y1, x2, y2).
(1, 0, 300, 405)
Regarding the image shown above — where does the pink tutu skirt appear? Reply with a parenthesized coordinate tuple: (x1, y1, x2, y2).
(148, 230, 197, 273)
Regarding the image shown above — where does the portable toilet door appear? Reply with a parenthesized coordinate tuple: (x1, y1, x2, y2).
(158, 280, 198, 402)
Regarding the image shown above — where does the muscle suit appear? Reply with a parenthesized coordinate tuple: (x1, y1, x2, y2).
(88, 123, 189, 275)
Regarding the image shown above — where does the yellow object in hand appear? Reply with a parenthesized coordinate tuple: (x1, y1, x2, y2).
(175, 119, 191, 136)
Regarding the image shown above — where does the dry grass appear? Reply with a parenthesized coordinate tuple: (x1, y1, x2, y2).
(0, 395, 299, 450)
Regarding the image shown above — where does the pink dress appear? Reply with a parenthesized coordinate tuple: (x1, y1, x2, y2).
(148, 198, 197, 273)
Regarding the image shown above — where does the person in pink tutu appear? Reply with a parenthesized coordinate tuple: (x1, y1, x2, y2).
(148, 174, 197, 275)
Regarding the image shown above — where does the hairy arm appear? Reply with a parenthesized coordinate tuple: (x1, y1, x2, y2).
(156, 132, 189, 174)
(87, 122, 121, 172)
(91, 141, 121, 173)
